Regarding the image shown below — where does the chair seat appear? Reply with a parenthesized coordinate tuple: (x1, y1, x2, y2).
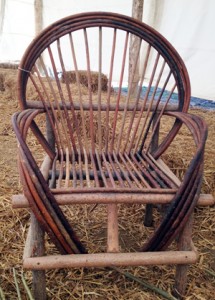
(49, 149, 178, 191)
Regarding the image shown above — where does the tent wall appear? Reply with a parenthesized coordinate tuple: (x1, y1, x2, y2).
(0, 0, 35, 62)
(143, 0, 215, 101)
(0, 0, 214, 101)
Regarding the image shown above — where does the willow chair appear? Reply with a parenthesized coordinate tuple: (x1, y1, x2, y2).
(12, 12, 211, 299)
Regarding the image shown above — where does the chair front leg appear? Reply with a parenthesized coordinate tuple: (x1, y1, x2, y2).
(30, 213, 46, 300)
(144, 114, 160, 227)
(173, 213, 194, 299)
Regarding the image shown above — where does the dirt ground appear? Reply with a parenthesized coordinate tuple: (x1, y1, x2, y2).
(0, 68, 214, 299)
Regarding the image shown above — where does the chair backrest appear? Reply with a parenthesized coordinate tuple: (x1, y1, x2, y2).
(17, 12, 191, 157)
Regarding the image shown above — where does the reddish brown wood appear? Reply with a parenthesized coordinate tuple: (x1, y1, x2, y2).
(12, 12, 209, 296)
(12, 192, 214, 208)
(107, 203, 119, 253)
(29, 213, 46, 300)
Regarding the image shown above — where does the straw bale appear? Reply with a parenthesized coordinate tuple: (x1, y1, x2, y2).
(61, 70, 109, 92)
(0, 74, 214, 299)
(0, 68, 18, 100)
(0, 62, 19, 69)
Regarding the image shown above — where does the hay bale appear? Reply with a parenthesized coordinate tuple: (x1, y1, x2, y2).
(0, 69, 18, 99)
(61, 70, 109, 92)
(0, 62, 19, 69)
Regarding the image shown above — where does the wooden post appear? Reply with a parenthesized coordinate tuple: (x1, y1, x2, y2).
(0, 0, 6, 35)
(30, 213, 46, 300)
(173, 213, 194, 299)
(34, 0, 43, 73)
(129, 0, 144, 97)
(34, 0, 43, 35)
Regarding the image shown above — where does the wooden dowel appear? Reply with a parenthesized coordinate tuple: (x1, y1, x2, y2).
(98, 26, 102, 152)
(26, 99, 179, 112)
(134, 53, 160, 152)
(107, 204, 119, 253)
(105, 28, 116, 153)
(23, 250, 198, 270)
(124, 44, 151, 153)
(65, 148, 70, 188)
(68, 33, 86, 153)
(116, 37, 142, 153)
(40, 155, 52, 180)
(12, 193, 214, 208)
(83, 28, 95, 154)
(110, 31, 129, 152)
(12, 193, 174, 207)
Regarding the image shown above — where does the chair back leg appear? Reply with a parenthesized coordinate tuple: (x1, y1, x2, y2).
(173, 213, 194, 298)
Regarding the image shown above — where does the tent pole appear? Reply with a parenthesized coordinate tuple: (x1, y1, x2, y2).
(34, 0, 43, 35)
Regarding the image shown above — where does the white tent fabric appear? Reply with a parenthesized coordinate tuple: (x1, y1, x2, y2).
(143, 0, 215, 101)
(0, 0, 132, 62)
(0, 0, 35, 62)
(0, 0, 214, 101)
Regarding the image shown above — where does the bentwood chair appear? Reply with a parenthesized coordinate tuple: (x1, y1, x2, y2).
(12, 12, 212, 299)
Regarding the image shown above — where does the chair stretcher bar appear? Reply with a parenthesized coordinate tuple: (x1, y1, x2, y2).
(23, 250, 198, 270)
(12, 193, 214, 208)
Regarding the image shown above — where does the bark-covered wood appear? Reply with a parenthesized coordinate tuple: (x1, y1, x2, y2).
(11, 12, 209, 297)
(34, 0, 43, 35)
(173, 214, 194, 299)
(129, 0, 144, 96)
(30, 213, 46, 300)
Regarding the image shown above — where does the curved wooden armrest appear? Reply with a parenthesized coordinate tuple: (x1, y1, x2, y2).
(151, 111, 208, 159)
(142, 111, 208, 251)
(166, 111, 208, 151)
(12, 109, 87, 255)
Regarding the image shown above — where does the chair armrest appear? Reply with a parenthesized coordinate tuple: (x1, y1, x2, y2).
(12, 109, 55, 161)
(152, 111, 208, 160)
(12, 109, 87, 255)
(142, 111, 208, 251)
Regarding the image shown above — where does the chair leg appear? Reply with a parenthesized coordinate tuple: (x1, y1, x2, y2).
(173, 213, 194, 299)
(144, 114, 160, 227)
(46, 114, 55, 151)
(144, 204, 154, 227)
(30, 213, 46, 300)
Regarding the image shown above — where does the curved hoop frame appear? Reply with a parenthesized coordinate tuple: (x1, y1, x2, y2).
(13, 12, 207, 256)
(18, 12, 190, 111)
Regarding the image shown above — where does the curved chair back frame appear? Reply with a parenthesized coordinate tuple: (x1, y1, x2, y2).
(17, 12, 191, 158)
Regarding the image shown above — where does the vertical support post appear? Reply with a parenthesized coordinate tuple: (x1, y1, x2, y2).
(106, 178, 119, 253)
(173, 213, 194, 299)
(144, 114, 159, 226)
(144, 203, 153, 227)
(46, 114, 55, 151)
(34, 0, 43, 35)
(30, 213, 46, 300)
(129, 0, 144, 97)
(107, 203, 119, 253)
